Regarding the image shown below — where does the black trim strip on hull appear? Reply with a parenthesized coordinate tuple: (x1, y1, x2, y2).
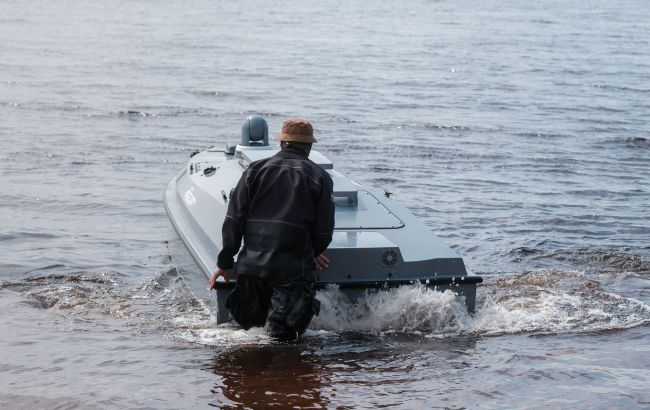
(211, 276, 483, 290)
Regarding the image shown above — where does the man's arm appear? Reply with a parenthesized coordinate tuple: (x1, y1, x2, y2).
(311, 173, 335, 256)
(216, 170, 249, 270)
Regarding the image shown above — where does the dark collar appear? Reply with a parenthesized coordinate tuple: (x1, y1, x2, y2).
(275, 145, 310, 159)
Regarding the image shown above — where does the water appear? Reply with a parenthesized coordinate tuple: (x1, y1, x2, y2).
(1, 0, 649, 407)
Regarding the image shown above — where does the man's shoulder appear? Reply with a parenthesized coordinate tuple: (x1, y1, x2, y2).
(247, 155, 279, 171)
(305, 159, 333, 188)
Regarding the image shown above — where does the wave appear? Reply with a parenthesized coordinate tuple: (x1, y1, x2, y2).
(515, 132, 568, 139)
(508, 247, 650, 275)
(112, 107, 222, 119)
(385, 122, 471, 131)
(609, 136, 650, 148)
(312, 270, 650, 337)
(0, 231, 60, 242)
(4, 268, 648, 346)
(118, 110, 154, 117)
(188, 90, 231, 98)
(593, 84, 650, 94)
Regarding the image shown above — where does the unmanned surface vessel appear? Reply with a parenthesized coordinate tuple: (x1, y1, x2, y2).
(164, 117, 482, 323)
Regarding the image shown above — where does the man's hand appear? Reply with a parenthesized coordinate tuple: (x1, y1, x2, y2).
(209, 267, 230, 290)
(314, 253, 330, 271)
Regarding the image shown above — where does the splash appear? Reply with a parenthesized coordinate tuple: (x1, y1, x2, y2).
(545, 248, 650, 275)
(312, 285, 469, 334)
(466, 270, 650, 336)
(178, 324, 272, 347)
(3, 269, 649, 343)
(1, 272, 122, 314)
(0, 269, 271, 347)
(310, 270, 650, 337)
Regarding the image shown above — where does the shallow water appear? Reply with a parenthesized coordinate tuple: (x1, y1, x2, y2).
(1, 0, 649, 408)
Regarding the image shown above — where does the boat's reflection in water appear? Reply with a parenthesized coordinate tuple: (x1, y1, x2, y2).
(205, 345, 327, 408)
(202, 334, 482, 408)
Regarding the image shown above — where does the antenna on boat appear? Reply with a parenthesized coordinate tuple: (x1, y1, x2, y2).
(240, 115, 269, 146)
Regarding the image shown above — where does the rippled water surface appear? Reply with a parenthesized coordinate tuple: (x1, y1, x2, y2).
(1, 0, 649, 408)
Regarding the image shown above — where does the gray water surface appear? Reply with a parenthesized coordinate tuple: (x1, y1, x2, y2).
(1, 0, 649, 408)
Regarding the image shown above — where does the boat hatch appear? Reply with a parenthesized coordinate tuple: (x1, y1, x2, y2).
(334, 190, 404, 229)
(329, 231, 397, 249)
(328, 170, 404, 229)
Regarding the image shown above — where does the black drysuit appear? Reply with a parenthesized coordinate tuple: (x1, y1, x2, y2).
(217, 145, 335, 340)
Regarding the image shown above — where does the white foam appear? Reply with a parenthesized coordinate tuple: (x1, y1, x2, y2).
(178, 324, 272, 347)
(311, 284, 470, 334)
(26, 268, 646, 343)
(309, 272, 650, 338)
(171, 314, 215, 328)
(463, 271, 650, 336)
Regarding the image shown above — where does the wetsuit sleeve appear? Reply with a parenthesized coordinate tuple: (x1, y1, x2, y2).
(311, 172, 335, 256)
(217, 170, 249, 270)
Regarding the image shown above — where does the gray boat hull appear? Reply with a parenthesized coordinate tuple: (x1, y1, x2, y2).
(163, 143, 481, 324)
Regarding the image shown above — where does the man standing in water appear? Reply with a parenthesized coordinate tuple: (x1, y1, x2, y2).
(210, 118, 335, 341)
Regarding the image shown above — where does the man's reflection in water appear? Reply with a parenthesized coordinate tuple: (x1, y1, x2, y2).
(205, 345, 327, 409)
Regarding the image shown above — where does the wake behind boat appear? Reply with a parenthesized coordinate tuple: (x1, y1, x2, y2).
(164, 117, 482, 323)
